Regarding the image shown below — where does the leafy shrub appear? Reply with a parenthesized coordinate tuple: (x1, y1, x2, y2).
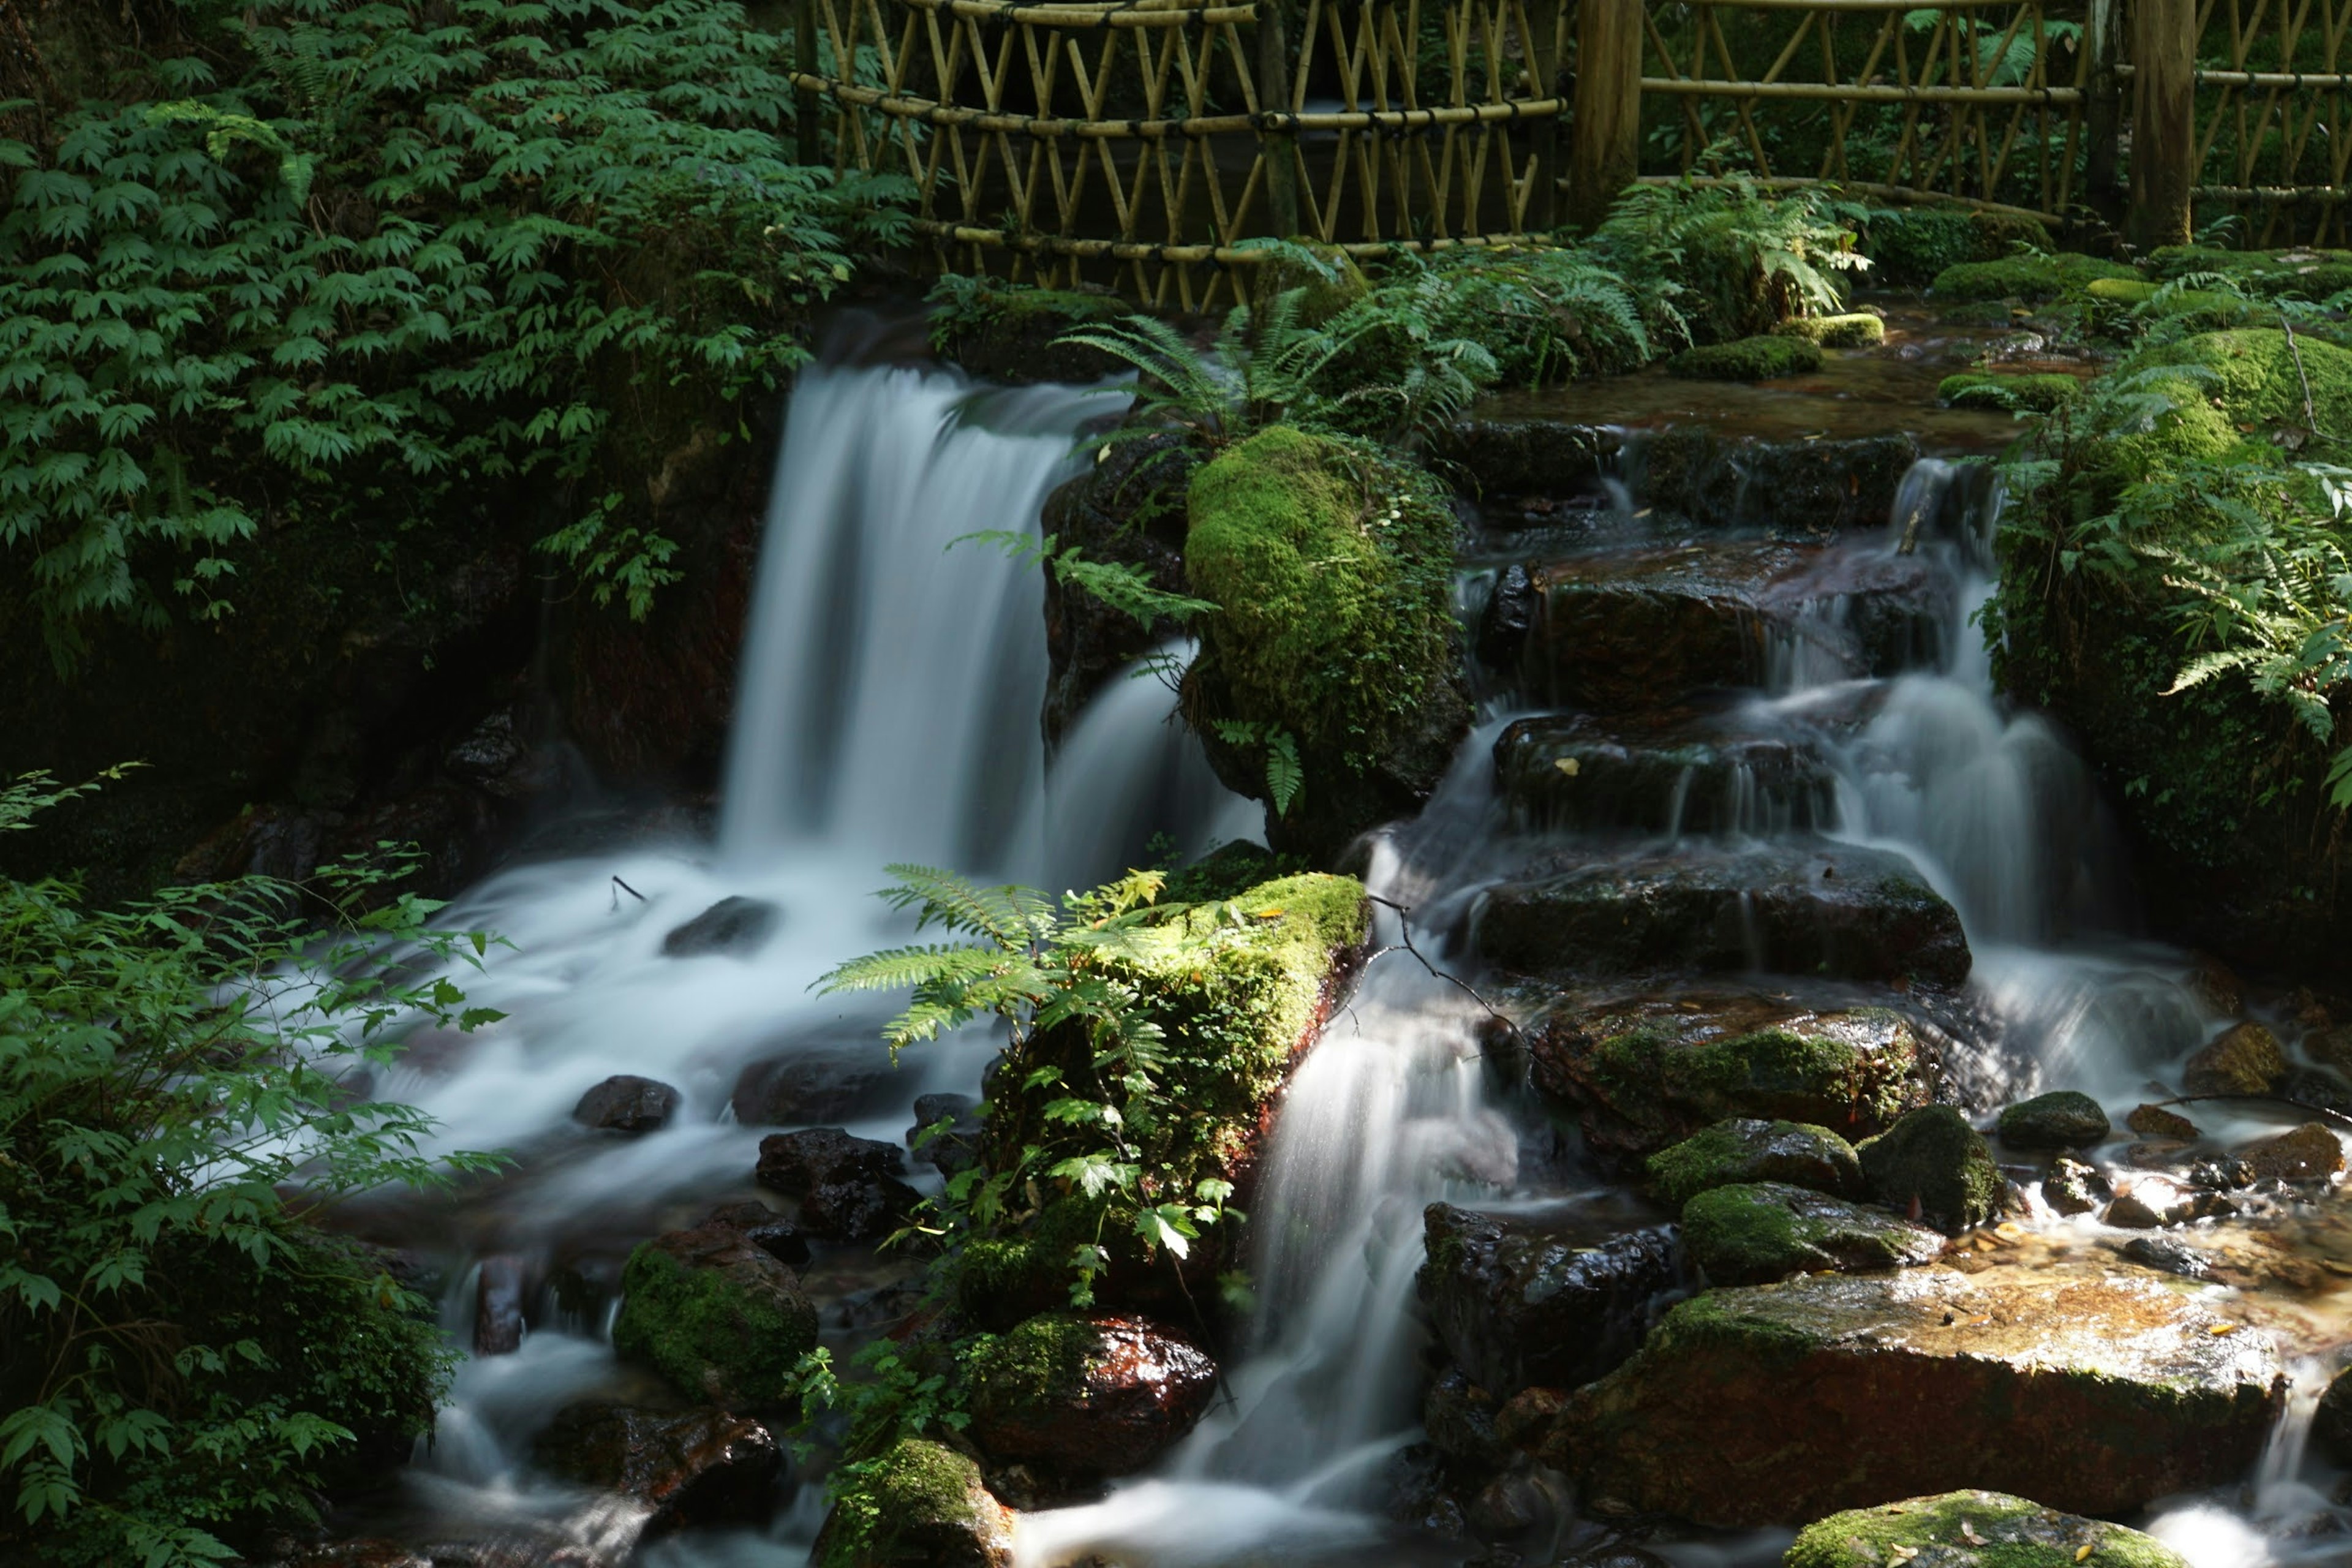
(1589, 170, 1871, 342)
(0, 771, 503, 1567)
(0, 0, 910, 667)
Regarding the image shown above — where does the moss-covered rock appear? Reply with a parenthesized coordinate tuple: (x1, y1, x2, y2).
(1936, 372, 2081, 413)
(964, 1313, 1217, 1487)
(1784, 1490, 2192, 1568)
(2144, 244, 2352, 301)
(813, 1438, 1014, 1568)
(1247, 238, 1371, 328)
(1528, 993, 1932, 1158)
(1544, 1265, 2282, 1527)
(1995, 1090, 2110, 1150)
(1855, 1106, 2002, 1234)
(1929, 252, 2138, 303)
(1773, 313, 1885, 347)
(1183, 426, 1471, 861)
(2135, 328, 2352, 437)
(1681, 1182, 1943, 1284)
(2183, 1020, 2287, 1095)
(1860, 208, 2050, 287)
(609, 1223, 818, 1408)
(1665, 334, 1824, 381)
(1645, 1118, 1862, 1210)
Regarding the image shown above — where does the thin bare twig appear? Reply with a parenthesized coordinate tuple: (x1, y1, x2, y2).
(1363, 892, 1513, 1033)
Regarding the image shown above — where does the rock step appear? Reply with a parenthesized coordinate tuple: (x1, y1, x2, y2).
(1498, 540, 1953, 710)
(1494, 712, 1836, 836)
(1538, 1264, 2282, 1526)
(1473, 838, 1971, 989)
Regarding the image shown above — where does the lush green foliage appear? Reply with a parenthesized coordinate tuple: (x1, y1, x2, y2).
(0, 771, 504, 1566)
(1588, 168, 1869, 342)
(1, 0, 908, 666)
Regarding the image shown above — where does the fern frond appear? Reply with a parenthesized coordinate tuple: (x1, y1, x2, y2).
(876, 864, 1060, 948)
(815, 941, 1012, 996)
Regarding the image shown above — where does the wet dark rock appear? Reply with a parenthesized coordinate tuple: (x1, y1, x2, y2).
(1857, 1106, 2003, 1234)
(2187, 1156, 2258, 1191)
(1644, 1117, 1862, 1210)
(2126, 1139, 2195, 1170)
(1417, 1204, 1679, 1398)
(2184, 1020, 2287, 1096)
(2103, 1184, 2180, 1229)
(2315, 1366, 2352, 1468)
(1466, 1469, 1554, 1540)
(473, 1254, 528, 1355)
(965, 1313, 1218, 1485)
(813, 1438, 1014, 1568)
(1040, 427, 1199, 742)
(2041, 1156, 2111, 1215)
(700, 1200, 810, 1268)
(1477, 564, 1537, 671)
(1474, 839, 1970, 988)
(1492, 714, 1834, 837)
(532, 1401, 782, 1532)
(729, 1047, 894, 1126)
(661, 896, 779, 958)
(443, 708, 549, 801)
(1424, 1368, 1510, 1469)
(2241, 1121, 2346, 1183)
(1996, 1090, 2110, 1149)
(1681, 1182, 1943, 1284)
(1784, 1490, 2191, 1568)
(2278, 1064, 2352, 1115)
(908, 1091, 984, 1177)
(1381, 1441, 1463, 1536)
(755, 1128, 919, 1242)
(1443, 418, 1618, 498)
(1544, 1264, 2282, 1526)
(2120, 1235, 2213, 1280)
(2127, 1102, 2200, 1140)
(1556, 1550, 1675, 1568)
(610, 1221, 817, 1408)
(1528, 993, 1931, 1158)
(571, 1074, 679, 1133)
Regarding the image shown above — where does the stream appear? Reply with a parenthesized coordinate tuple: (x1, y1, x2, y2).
(330, 308, 2352, 1568)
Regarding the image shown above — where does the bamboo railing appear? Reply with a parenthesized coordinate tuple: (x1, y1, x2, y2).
(789, 0, 2351, 301)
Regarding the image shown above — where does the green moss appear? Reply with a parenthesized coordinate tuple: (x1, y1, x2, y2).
(609, 1242, 816, 1408)
(1785, 1490, 2190, 1568)
(966, 1313, 1097, 1421)
(1937, 372, 2081, 413)
(1996, 1090, 2110, 1149)
(1249, 239, 1371, 327)
(2134, 328, 2352, 437)
(1665, 334, 1825, 381)
(816, 1438, 1006, 1568)
(1680, 1182, 1937, 1284)
(1932, 252, 2138, 303)
(1861, 208, 2051, 287)
(1855, 1106, 2002, 1233)
(1593, 1014, 1920, 1137)
(2146, 245, 2352, 301)
(1774, 313, 1885, 347)
(1646, 1118, 1862, 1210)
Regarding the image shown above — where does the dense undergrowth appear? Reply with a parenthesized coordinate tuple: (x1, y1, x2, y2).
(0, 771, 502, 1567)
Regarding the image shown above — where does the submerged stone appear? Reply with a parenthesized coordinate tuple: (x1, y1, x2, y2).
(1995, 1090, 2109, 1150)
(661, 895, 779, 957)
(1492, 713, 1834, 837)
(1856, 1106, 2003, 1234)
(1784, 1490, 2192, 1568)
(1682, 1182, 1943, 1285)
(1645, 1118, 1863, 1210)
(1476, 840, 1970, 989)
(1547, 1265, 2281, 1526)
(1419, 1204, 1680, 1398)
(1530, 993, 1931, 1158)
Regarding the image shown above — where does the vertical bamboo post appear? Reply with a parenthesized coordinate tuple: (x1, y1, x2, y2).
(2083, 0, 2123, 223)
(1528, 0, 1566, 230)
(1256, 0, 1303, 238)
(794, 0, 820, 164)
(1564, 0, 1643, 232)
(2129, 0, 2196, 251)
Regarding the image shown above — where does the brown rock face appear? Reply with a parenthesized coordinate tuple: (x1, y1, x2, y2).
(754, 1127, 919, 1242)
(1548, 1265, 2282, 1526)
(2127, 1103, 2200, 1140)
(532, 1402, 782, 1532)
(966, 1314, 1219, 1483)
(2184, 1021, 2286, 1095)
(2241, 1121, 2346, 1183)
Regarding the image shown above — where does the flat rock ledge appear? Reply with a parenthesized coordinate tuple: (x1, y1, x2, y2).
(1542, 1264, 2280, 1527)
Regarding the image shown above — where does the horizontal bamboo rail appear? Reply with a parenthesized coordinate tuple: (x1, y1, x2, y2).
(1641, 80, 2084, 105)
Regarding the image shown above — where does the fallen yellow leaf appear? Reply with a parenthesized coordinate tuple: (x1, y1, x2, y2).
(1994, 1222, 2026, 1241)
(2077, 1544, 2095, 1562)
(1555, 757, 1581, 777)
(2209, 1322, 2238, 1335)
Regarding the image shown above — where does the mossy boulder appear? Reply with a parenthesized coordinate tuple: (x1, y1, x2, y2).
(2183, 1019, 2287, 1096)
(1183, 426, 1471, 862)
(1645, 1118, 1863, 1210)
(1784, 1491, 2192, 1568)
(1773, 313, 1885, 347)
(813, 1438, 1014, 1568)
(1682, 1182, 1943, 1285)
(1936, 372, 2080, 413)
(1995, 1090, 2110, 1150)
(2135, 328, 2352, 439)
(1543, 1265, 2282, 1526)
(1929, 252, 2138, 303)
(1528, 994, 1932, 1158)
(1248, 238, 1371, 328)
(1856, 1106, 2002, 1234)
(1860, 208, 2050, 287)
(1665, 334, 1823, 381)
(609, 1223, 818, 1409)
(964, 1313, 1217, 1487)
(2145, 244, 2352, 301)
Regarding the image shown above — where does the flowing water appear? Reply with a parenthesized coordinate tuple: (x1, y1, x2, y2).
(349, 333, 2352, 1567)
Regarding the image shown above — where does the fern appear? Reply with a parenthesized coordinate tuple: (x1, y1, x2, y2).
(956, 529, 1218, 628)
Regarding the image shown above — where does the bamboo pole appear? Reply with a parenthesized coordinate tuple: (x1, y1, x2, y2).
(1639, 78, 2083, 104)
(1564, 0, 1643, 230)
(2083, 0, 2121, 221)
(1256, 0, 1300, 237)
(2130, 0, 2197, 251)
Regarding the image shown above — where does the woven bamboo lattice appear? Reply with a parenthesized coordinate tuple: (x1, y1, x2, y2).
(791, 0, 1570, 307)
(2188, 0, 2352, 246)
(1637, 0, 2090, 217)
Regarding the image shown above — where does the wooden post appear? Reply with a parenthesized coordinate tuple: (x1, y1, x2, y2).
(1256, 0, 1303, 238)
(2082, 0, 2123, 224)
(2129, 0, 2196, 252)
(1564, 0, 1643, 233)
(1528, 0, 1565, 231)
(794, 0, 820, 165)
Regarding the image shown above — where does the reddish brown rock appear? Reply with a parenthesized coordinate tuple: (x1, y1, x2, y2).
(2127, 1103, 2199, 1140)
(965, 1313, 1218, 1484)
(2241, 1121, 2346, 1183)
(533, 1402, 782, 1532)
(2184, 1021, 2286, 1096)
